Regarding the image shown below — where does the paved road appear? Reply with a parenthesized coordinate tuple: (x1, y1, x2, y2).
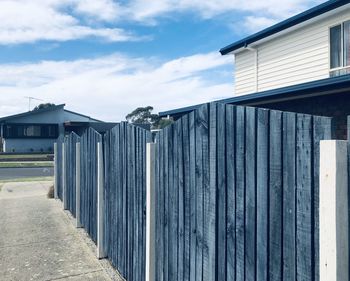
(0, 182, 112, 281)
(0, 167, 53, 180)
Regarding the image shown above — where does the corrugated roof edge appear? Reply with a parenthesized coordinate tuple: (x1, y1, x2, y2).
(220, 0, 348, 55)
(159, 75, 350, 117)
(0, 104, 65, 122)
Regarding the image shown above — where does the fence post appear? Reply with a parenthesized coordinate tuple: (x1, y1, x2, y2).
(76, 142, 81, 228)
(97, 141, 106, 259)
(62, 142, 67, 209)
(319, 140, 348, 281)
(146, 143, 156, 281)
(54, 142, 58, 199)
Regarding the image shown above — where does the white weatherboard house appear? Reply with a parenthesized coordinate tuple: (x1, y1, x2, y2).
(160, 0, 350, 138)
(220, 0, 350, 95)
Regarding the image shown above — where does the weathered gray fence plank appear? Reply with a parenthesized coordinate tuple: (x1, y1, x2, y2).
(296, 114, 313, 281)
(189, 111, 196, 281)
(269, 110, 283, 281)
(235, 106, 245, 281)
(225, 105, 236, 281)
(256, 108, 269, 281)
(245, 106, 256, 281)
(282, 112, 296, 281)
(182, 114, 191, 281)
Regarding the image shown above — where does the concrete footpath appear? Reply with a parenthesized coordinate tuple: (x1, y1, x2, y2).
(0, 181, 112, 281)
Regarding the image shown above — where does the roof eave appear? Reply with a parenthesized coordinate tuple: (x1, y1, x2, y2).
(220, 0, 349, 55)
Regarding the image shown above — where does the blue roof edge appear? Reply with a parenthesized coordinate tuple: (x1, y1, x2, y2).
(159, 75, 350, 117)
(0, 104, 66, 122)
(220, 0, 348, 55)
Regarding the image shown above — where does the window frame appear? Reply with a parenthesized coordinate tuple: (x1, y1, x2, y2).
(3, 123, 59, 139)
(329, 21, 350, 76)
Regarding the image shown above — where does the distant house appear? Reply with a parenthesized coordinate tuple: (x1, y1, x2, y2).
(0, 104, 110, 153)
(160, 0, 350, 138)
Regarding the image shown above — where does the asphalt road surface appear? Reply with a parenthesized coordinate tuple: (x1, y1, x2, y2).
(0, 167, 54, 180)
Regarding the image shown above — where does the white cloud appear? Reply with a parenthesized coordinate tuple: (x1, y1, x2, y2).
(241, 16, 279, 33)
(0, 0, 140, 44)
(0, 52, 233, 121)
(124, 0, 325, 22)
(0, 0, 326, 44)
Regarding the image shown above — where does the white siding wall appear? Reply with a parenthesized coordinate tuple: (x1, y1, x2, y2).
(235, 49, 256, 95)
(234, 8, 350, 96)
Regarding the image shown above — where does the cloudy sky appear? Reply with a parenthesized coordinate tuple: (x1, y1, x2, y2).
(0, 0, 324, 121)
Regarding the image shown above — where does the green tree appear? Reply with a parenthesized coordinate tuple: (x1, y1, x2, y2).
(33, 103, 56, 111)
(125, 106, 173, 129)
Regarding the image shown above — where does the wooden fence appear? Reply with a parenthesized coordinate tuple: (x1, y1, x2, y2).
(55, 102, 334, 281)
(104, 122, 152, 281)
(154, 103, 331, 281)
(64, 132, 80, 217)
(79, 127, 102, 243)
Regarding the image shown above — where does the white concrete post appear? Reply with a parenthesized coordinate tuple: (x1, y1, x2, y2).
(54, 142, 58, 199)
(76, 142, 81, 228)
(97, 141, 106, 259)
(319, 140, 348, 281)
(146, 143, 156, 281)
(62, 142, 67, 209)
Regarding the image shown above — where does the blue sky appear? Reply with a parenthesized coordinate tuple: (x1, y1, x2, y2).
(0, 0, 323, 121)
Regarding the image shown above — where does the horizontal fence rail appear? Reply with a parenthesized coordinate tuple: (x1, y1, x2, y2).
(104, 122, 152, 281)
(154, 102, 332, 281)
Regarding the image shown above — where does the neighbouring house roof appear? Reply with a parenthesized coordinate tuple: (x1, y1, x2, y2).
(159, 75, 350, 118)
(220, 0, 349, 55)
(0, 104, 103, 123)
(64, 109, 102, 122)
(0, 104, 65, 122)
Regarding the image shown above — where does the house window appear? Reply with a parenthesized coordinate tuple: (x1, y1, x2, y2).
(4, 124, 59, 139)
(330, 21, 350, 77)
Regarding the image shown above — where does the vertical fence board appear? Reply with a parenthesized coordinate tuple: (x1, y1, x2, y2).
(296, 114, 313, 281)
(195, 107, 204, 281)
(236, 106, 245, 281)
(189, 111, 196, 281)
(216, 103, 226, 281)
(282, 112, 296, 281)
(256, 108, 269, 281)
(245, 107, 257, 281)
(269, 110, 283, 281)
(169, 122, 178, 281)
(177, 118, 185, 281)
(204, 103, 216, 281)
(182, 114, 191, 281)
(164, 125, 170, 280)
(226, 105, 236, 280)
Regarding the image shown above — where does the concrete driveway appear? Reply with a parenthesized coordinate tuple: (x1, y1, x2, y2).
(0, 181, 112, 281)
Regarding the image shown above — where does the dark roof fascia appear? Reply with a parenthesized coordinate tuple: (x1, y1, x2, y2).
(220, 0, 348, 55)
(0, 104, 65, 123)
(64, 109, 103, 122)
(158, 75, 350, 117)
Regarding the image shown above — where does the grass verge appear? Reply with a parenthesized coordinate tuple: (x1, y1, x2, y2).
(0, 154, 50, 160)
(0, 176, 54, 184)
(0, 162, 53, 168)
